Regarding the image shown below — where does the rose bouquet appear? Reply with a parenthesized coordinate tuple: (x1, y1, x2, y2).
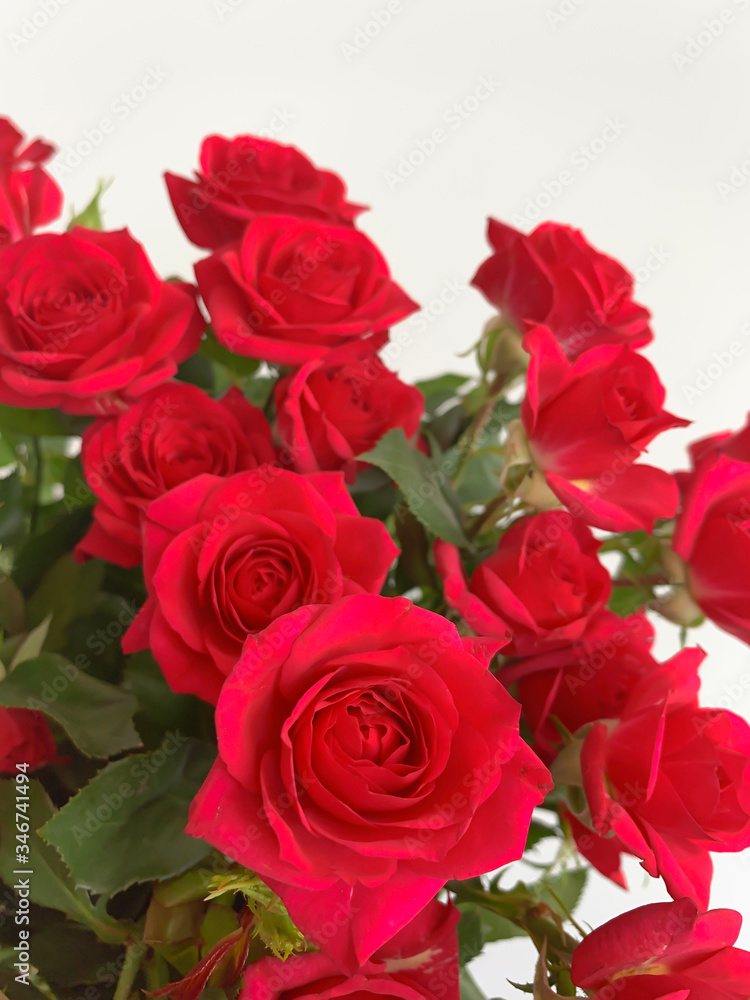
(0, 114, 749, 1000)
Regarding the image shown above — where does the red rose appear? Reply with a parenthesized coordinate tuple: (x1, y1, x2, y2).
(0, 707, 57, 774)
(194, 215, 418, 367)
(0, 117, 63, 246)
(165, 134, 365, 249)
(501, 611, 656, 758)
(507, 325, 687, 531)
(186, 594, 550, 971)
(571, 898, 750, 1000)
(0, 228, 204, 414)
(275, 353, 424, 481)
(74, 383, 275, 568)
(123, 469, 399, 703)
(435, 511, 610, 658)
(558, 648, 750, 907)
(471, 219, 652, 359)
(672, 419, 750, 644)
(243, 900, 460, 1000)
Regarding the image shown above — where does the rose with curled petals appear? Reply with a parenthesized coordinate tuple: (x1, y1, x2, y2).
(194, 215, 418, 366)
(0, 116, 63, 246)
(123, 469, 399, 703)
(186, 594, 551, 972)
(0, 228, 204, 414)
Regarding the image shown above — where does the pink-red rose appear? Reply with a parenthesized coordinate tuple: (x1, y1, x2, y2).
(510, 325, 687, 531)
(571, 898, 750, 1000)
(166, 134, 365, 249)
(243, 900, 460, 1000)
(672, 420, 750, 645)
(471, 219, 652, 359)
(435, 511, 610, 658)
(0, 707, 57, 774)
(275, 353, 424, 481)
(186, 594, 550, 971)
(74, 382, 275, 568)
(194, 215, 418, 367)
(123, 469, 399, 703)
(559, 648, 750, 907)
(0, 228, 204, 414)
(0, 117, 63, 246)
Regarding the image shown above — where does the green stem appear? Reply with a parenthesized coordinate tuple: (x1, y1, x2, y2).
(453, 372, 507, 477)
(611, 575, 669, 588)
(466, 491, 510, 540)
(113, 940, 144, 1000)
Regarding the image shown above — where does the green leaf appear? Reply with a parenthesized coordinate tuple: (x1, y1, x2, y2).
(200, 329, 260, 377)
(0, 405, 68, 437)
(40, 740, 215, 896)
(0, 780, 98, 927)
(530, 869, 587, 921)
(0, 653, 141, 758)
(454, 450, 506, 506)
(0, 470, 25, 548)
(68, 179, 111, 231)
(526, 820, 558, 850)
(8, 615, 51, 668)
(359, 429, 470, 547)
(458, 904, 484, 964)
(608, 586, 650, 617)
(123, 651, 203, 750)
(27, 923, 121, 987)
(26, 554, 104, 650)
(13, 506, 92, 592)
(415, 373, 472, 415)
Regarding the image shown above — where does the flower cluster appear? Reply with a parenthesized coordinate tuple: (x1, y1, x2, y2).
(0, 114, 748, 1000)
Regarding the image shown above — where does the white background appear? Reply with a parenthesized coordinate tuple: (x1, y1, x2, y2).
(2, 0, 750, 991)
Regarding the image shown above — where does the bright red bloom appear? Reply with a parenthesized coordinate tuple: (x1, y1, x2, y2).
(0, 228, 204, 414)
(74, 383, 275, 568)
(275, 353, 424, 481)
(502, 611, 655, 759)
(0, 707, 57, 774)
(471, 219, 652, 359)
(560, 648, 750, 907)
(0, 117, 63, 246)
(514, 325, 687, 531)
(123, 469, 399, 703)
(242, 900, 460, 1000)
(435, 511, 610, 658)
(571, 898, 750, 1000)
(166, 134, 365, 249)
(186, 595, 550, 972)
(194, 215, 418, 367)
(673, 418, 750, 645)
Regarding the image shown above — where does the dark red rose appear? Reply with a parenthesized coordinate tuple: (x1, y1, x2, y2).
(165, 134, 365, 249)
(435, 511, 610, 658)
(572, 898, 750, 1000)
(557, 648, 750, 907)
(502, 611, 656, 759)
(471, 219, 653, 359)
(0, 117, 63, 246)
(672, 418, 750, 644)
(74, 383, 275, 568)
(123, 468, 399, 703)
(0, 707, 57, 774)
(243, 900, 460, 1000)
(274, 353, 424, 481)
(186, 594, 550, 971)
(194, 215, 418, 367)
(504, 325, 687, 531)
(0, 228, 204, 414)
